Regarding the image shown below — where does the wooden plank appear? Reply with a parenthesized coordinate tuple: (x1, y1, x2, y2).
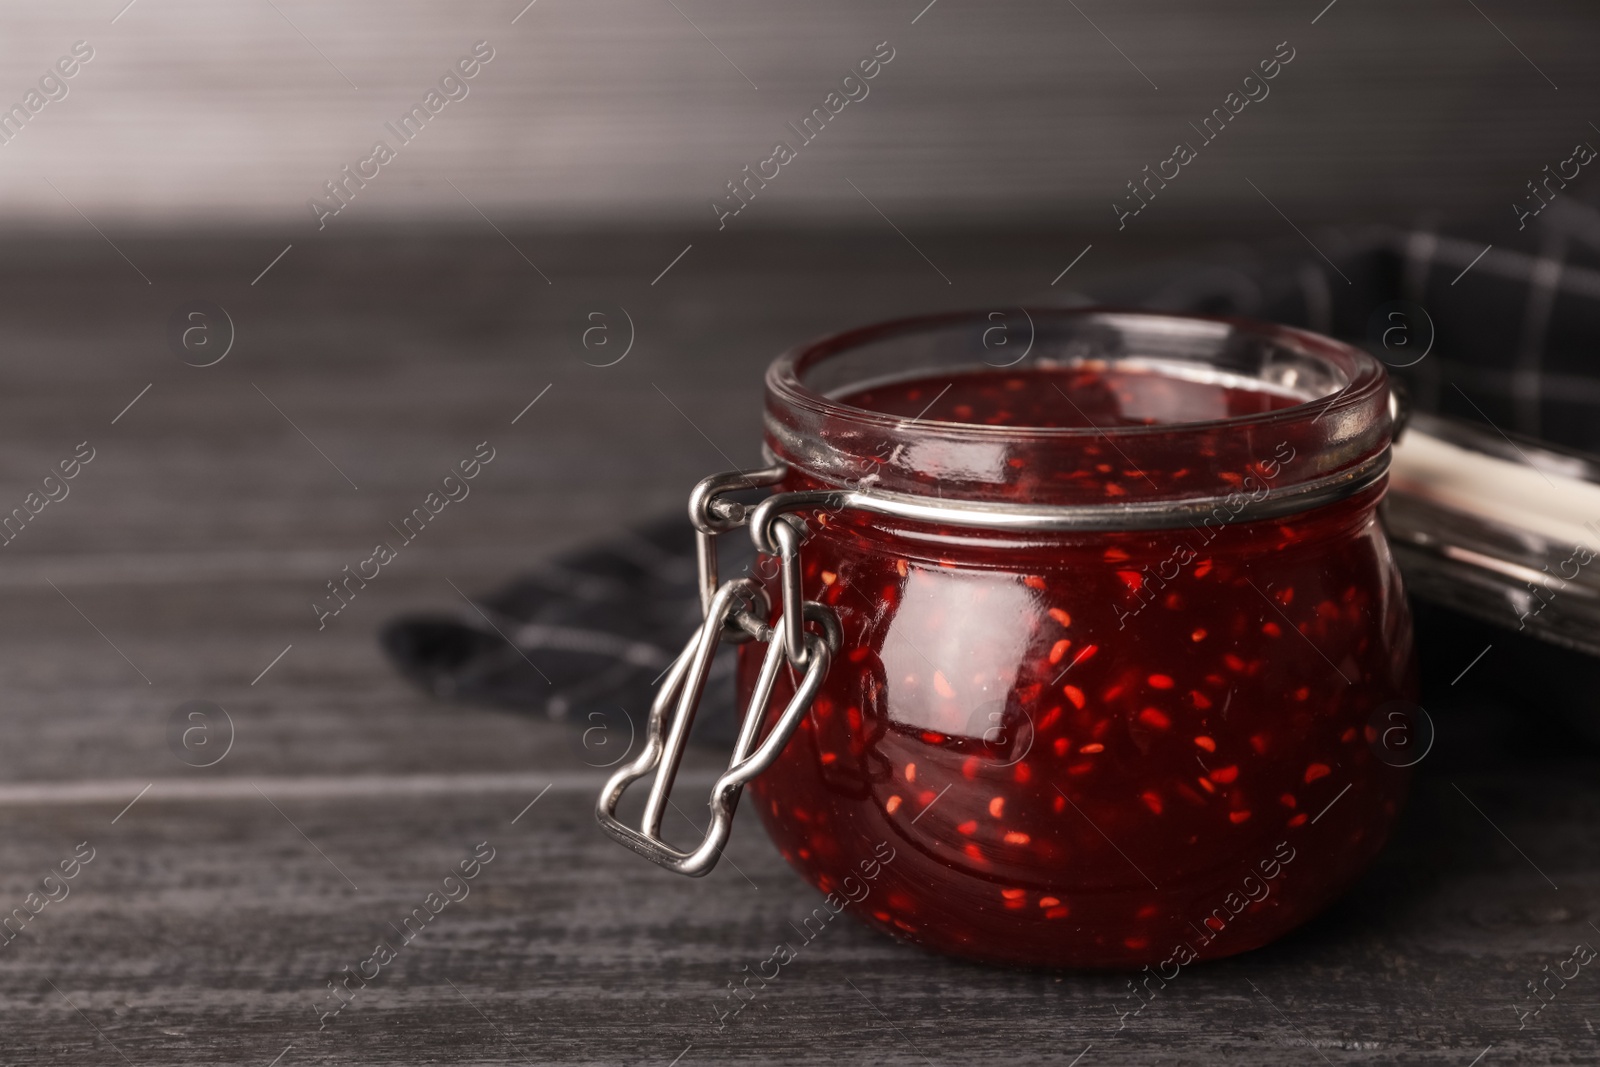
(0, 765, 1595, 1065)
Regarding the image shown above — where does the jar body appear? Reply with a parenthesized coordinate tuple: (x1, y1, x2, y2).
(740, 478, 1416, 968)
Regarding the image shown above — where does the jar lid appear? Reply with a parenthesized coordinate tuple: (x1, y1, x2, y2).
(1386, 411, 1600, 657)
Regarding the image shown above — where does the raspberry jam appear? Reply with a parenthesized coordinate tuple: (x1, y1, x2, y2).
(740, 310, 1417, 969)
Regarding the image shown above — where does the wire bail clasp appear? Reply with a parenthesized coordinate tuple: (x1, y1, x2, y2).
(594, 464, 841, 876)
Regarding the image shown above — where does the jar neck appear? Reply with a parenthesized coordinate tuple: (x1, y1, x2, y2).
(763, 309, 1392, 509)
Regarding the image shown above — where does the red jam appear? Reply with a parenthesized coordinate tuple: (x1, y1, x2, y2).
(844, 364, 1304, 430)
(741, 354, 1416, 969)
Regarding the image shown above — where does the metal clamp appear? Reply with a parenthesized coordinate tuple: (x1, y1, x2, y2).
(595, 464, 842, 877)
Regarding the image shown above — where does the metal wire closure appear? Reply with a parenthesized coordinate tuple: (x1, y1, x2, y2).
(595, 463, 841, 876)
(742, 449, 1392, 539)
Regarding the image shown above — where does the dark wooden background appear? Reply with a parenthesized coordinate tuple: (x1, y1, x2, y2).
(0, 226, 1591, 1065)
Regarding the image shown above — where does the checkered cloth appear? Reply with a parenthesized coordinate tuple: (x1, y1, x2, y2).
(383, 202, 1600, 739)
(381, 516, 750, 745)
(1105, 198, 1600, 453)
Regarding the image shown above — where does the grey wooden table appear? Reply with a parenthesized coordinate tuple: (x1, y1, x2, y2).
(0, 226, 1591, 1066)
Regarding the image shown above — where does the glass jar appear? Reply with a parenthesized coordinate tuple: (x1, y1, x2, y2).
(598, 308, 1417, 970)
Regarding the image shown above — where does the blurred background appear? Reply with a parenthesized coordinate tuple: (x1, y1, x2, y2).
(0, 0, 1591, 228)
(3, 2, 1599, 1064)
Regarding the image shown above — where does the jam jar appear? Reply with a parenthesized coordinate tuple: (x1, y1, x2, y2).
(598, 309, 1418, 969)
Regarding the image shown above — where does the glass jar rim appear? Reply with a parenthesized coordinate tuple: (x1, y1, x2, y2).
(762, 307, 1394, 513)
(767, 307, 1387, 441)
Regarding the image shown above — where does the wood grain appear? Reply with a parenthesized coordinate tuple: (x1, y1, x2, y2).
(0, 228, 1593, 1064)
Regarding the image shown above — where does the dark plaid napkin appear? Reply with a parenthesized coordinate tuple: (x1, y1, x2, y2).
(1099, 199, 1600, 454)
(382, 200, 1600, 739)
(380, 516, 751, 745)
